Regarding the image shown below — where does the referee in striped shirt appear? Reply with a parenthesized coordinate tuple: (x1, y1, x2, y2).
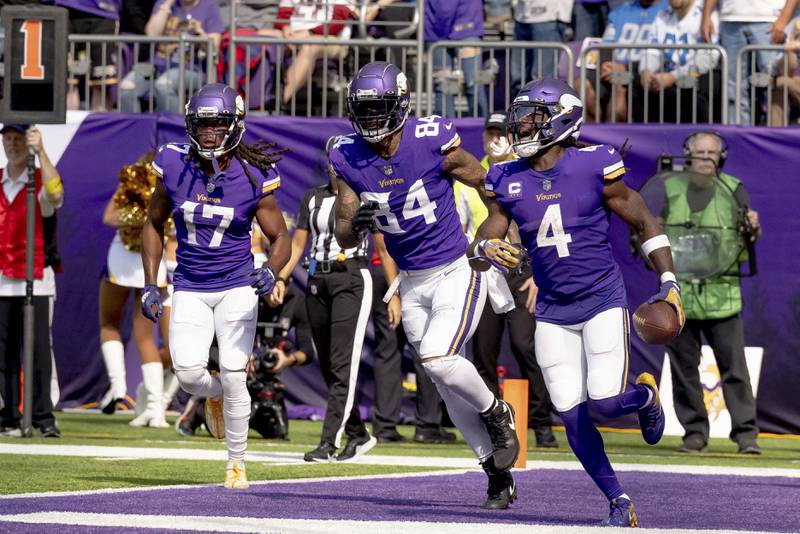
(270, 137, 400, 462)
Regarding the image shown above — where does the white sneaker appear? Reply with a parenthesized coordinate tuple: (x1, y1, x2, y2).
(129, 411, 169, 428)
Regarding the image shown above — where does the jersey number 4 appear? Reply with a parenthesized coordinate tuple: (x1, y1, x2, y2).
(180, 201, 234, 248)
(360, 179, 436, 234)
(537, 204, 572, 258)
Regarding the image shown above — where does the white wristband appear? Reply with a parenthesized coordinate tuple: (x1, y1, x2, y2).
(660, 271, 677, 284)
(641, 234, 671, 257)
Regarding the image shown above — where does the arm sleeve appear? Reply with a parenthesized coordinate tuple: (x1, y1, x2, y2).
(151, 145, 168, 178)
(296, 189, 313, 231)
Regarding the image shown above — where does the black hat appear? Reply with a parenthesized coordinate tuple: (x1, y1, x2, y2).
(484, 112, 507, 134)
(0, 124, 30, 135)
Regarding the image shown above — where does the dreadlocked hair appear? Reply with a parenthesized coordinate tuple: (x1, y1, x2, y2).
(235, 142, 290, 188)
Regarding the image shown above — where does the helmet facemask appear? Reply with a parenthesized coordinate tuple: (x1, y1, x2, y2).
(508, 93, 583, 158)
(346, 94, 409, 143)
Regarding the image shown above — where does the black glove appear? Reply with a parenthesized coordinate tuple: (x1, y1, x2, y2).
(352, 201, 378, 238)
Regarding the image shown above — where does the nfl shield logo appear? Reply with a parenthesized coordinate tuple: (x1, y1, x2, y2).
(383, 165, 393, 176)
(542, 179, 552, 191)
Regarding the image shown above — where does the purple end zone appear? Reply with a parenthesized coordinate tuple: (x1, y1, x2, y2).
(1, 469, 798, 532)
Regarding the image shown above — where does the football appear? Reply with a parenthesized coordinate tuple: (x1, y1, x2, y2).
(632, 301, 681, 344)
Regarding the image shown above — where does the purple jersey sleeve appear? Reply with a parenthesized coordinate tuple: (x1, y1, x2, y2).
(258, 164, 281, 197)
(588, 144, 626, 184)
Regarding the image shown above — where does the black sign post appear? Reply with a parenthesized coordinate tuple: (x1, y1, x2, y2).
(1, 5, 67, 438)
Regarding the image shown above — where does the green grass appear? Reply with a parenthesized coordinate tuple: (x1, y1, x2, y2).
(0, 455, 445, 495)
(1, 412, 798, 495)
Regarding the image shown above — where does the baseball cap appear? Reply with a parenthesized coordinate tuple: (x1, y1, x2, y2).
(484, 112, 507, 134)
(0, 124, 30, 135)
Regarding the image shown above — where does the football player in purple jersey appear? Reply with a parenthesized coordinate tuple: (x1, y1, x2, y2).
(140, 83, 291, 489)
(330, 61, 520, 510)
(470, 78, 686, 527)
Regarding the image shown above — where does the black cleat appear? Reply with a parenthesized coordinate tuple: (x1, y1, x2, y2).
(303, 442, 337, 463)
(534, 426, 558, 448)
(413, 428, 457, 444)
(481, 457, 516, 510)
(480, 399, 520, 471)
(336, 434, 377, 462)
(38, 424, 61, 438)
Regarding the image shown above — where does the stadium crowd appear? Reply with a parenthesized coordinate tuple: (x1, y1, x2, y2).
(0, 0, 798, 124)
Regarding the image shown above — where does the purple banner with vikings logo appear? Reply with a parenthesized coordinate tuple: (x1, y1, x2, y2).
(7, 113, 798, 434)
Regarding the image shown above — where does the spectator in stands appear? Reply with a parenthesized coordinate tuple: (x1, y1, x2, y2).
(120, 0, 158, 35)
(50, 0, 120, 111)
(118, 0, 224, 113)
(0, 124, 63, 438)
(664, 131, 762, 455)
(274, 0, 357, 109)
(581, 0, 668, 122)
(573, 0, 610, 41)
(426, 0, 487, 117)
(639, 0, 722, 122)
(770, 17, 800, 125)
(484, 0, 513, 35)
(510, 0, 572, 97)
(701, 0, 794, 124)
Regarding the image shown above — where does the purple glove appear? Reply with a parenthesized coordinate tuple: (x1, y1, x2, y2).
(647, 280, 686, 328)
(249, 266, 277, 296)
(140, 284, 163, 323)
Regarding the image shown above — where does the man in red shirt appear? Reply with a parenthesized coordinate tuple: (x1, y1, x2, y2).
(0, 124, 64, 437)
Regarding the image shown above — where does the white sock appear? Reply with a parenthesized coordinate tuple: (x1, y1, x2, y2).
(422, 356, 496, 413)
(162, 369, 181, 410)
(141, 362, 165, 415)
(220, 370, 250, 463)
(101, 340, 127, 397)
(434, 383, 493, 460)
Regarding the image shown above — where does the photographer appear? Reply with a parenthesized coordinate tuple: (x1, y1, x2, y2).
(663, 131, 762, 455)
(248, 288, 314, 440)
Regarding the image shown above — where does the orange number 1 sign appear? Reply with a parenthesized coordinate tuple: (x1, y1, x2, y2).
(20, 19, 45, 80)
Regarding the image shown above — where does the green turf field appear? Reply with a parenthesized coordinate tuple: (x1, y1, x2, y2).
(1, 412, 798, 495)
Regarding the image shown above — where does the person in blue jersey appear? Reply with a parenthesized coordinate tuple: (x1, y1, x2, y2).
(140, 83, 291, 490)
(470, 79, 685, 527)
(583, 0, 668, 122)
(330, 61, 520, 510)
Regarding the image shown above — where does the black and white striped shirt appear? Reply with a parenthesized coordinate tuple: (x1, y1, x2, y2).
(297, 184, 368, 261)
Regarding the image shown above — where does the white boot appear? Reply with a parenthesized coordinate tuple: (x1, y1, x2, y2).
(99, 340, 127, 414)
(130, 362, 169, 428)
(134, 381, 147, 416)
(162, 368, 180, 412)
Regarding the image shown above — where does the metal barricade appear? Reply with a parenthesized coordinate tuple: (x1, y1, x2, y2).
(736, 44, 795, 127)
(425, 41, 574, 118)
(579, 43, 727, 125)
(229, 35, 418, 116)
(226, 0, 424, 117)
(67, 34, 215, 113)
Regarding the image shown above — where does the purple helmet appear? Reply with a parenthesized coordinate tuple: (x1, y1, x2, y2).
(346, 62, 410, 143)
(507, 78, 583, 158)
(185, 83, 246, 159)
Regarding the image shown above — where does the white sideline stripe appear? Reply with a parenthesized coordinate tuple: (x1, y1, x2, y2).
(2, 443, 800, 479)
(0, 512, 775, 534)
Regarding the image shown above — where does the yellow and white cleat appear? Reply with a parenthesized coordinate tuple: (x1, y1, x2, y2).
(204, 395, 225, 439)
(223, 461, 249, 489)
